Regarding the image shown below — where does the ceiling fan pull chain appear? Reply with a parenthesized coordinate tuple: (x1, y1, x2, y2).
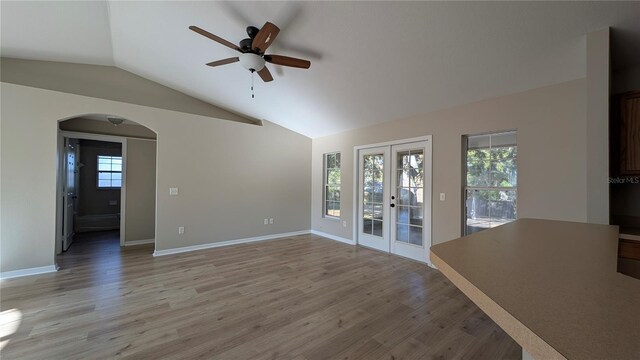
(251, 71, 255, 99)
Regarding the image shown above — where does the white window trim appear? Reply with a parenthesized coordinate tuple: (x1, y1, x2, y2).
(323, 152, 341, 219)
(463, 130, 518, 236)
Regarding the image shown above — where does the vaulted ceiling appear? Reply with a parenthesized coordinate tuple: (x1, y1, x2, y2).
(2, 1, 639, 138)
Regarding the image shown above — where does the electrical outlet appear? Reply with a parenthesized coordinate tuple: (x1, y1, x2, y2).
(440, 193, 446, 201)
(342, 221, 347, 228)
(269, 218, 274, 224)
(264, 218, 269, 225)
(178, 226, 184, 234)
(169, 187, 179, 196)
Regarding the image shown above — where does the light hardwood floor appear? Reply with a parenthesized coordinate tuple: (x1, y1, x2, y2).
(1, 232, 520, 359)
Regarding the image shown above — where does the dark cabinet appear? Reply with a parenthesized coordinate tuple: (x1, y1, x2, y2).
(619, 91, 640, 175)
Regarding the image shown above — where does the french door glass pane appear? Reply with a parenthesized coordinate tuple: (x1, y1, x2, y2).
(362, 153, 384, 238)
(410, 207, 423, 225)
(409, 226, 423, 245)
(373, 204, 383, 220)
(395, 148, 424, 246)
(363, 221, 373, 235)
(397, 206, 409, 223)
(396, 224, 408, 242)
(372, 221, 383, 237)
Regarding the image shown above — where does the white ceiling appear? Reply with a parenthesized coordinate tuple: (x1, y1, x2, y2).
(2, 1, 639, 138)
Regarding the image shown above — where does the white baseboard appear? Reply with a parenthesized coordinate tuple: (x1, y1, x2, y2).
(0, 265, 58, 280)
(310, 230, 355, 245)
(124, 238, 155, 246)
(153, 230, 311, 257)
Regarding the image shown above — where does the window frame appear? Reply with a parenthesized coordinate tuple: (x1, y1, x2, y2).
(462, 131, 517, 235)
(323, 152, 341, 219)
(96, 155, 123, 189)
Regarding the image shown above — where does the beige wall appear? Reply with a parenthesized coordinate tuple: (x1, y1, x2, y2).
(585, 28, 610, 224)
(0, 58, 258, 125)
(61, 118, 157, 139)
(0, 82, 311, 273)
(125, 139, 156, 242)
(312, 79, 589, 245)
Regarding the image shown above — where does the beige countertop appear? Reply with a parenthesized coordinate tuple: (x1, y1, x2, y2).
(430, 219, 640, 360)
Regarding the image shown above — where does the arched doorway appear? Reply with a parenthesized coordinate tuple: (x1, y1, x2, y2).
(55, 114, 157, 267)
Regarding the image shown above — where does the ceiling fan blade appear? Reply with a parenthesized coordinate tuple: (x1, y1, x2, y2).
(252, 22, 280, 53)
(189, 25, 241, 52)
(257, 67, 273, 82)
(206, 57, 239, 67)
(264, 55, 310, 69)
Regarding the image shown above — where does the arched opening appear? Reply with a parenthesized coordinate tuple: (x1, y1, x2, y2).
(55, 114, 157, 269)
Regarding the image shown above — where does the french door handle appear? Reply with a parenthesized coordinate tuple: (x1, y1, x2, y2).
(390, 203, 395, 208)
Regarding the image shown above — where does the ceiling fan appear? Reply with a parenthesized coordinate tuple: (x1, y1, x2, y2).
(189, 22, 311, 82)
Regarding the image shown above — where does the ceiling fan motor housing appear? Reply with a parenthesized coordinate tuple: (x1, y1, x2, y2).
(239, 53, 265, 71)
(239, 38, 253, 51)
(246, 26, 260, 38)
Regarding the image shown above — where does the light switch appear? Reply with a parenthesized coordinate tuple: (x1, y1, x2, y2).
(169, 187, 178, 196)
(440, 193, 446, 201)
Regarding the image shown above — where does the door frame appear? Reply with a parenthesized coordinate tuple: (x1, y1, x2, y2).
(55, 131, 128, 253)
(352, 135, 433, 265)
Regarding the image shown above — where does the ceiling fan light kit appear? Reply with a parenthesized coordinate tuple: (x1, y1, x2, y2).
(107, 116, 125, 126)
(189, 21, 311, 92)
(239, 53, 265, 72)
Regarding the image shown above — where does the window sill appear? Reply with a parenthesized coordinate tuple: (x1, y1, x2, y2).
(323, 216, 341, 221)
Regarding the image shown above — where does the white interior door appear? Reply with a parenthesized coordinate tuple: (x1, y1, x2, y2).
(358, 147, 390, 252)
(62, 138, 78, 251)
(357, 139, 432, 263)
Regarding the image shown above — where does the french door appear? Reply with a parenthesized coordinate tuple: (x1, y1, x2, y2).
(357, 140, 431, 263)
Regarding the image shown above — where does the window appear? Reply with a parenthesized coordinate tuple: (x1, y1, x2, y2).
(97, 155, 122, 188)
(464, 131, 517, 235)
(324, 152, 341, 218)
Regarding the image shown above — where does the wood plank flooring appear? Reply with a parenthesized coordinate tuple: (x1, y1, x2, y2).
(0, 232, 520, 359)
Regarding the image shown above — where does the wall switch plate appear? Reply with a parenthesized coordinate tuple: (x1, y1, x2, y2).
(169, 187, 179, 196)
(178, 226, 185, 234)
(342, 221, 347, 228)
(264, 219, 269, 225)
(269, 218, 274, 224)
(440, 193, 446, 201)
